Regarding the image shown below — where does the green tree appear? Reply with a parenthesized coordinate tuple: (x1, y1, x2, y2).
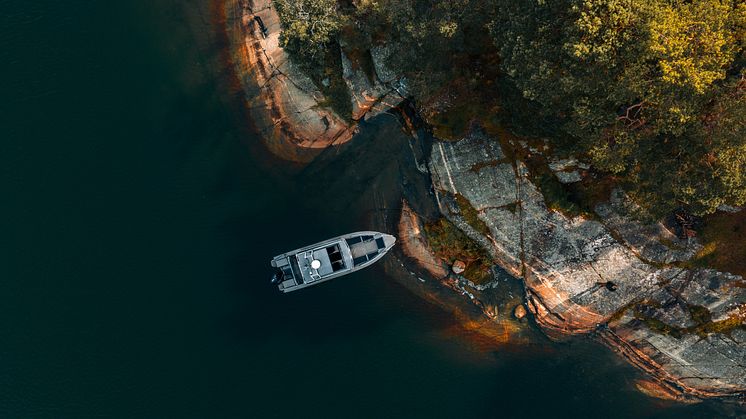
(274, 0, 344, 60)
(649, 0, 740, 93)
(352, 0, 484, 98)
(490, 0, 745, 216)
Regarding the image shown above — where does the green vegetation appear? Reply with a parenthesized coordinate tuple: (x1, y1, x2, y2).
(274, 0, 343, 59)
(688, 304, 713, 325)
(273, 0, 352, 117)
(469, 159, 508, 173)
(490, 0, 746, 217)
(691, 210, 746, 277)
(454, 193, 492, 237)
(698, 314, 746, 336)
(616, 300, 745, 338)
(633, 305, 683, 339)
(424, 218, 494, 284)
(274, 0, 746, 217)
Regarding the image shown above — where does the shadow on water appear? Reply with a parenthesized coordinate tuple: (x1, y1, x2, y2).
(223, 111, 437, 343)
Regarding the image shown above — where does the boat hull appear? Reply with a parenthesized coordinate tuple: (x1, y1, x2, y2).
(270, 231, 396, 292)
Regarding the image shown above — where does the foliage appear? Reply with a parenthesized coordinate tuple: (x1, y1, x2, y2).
(649, 0, 739, 93)
(424, 217, 494, 284)
(454, 193, 492, 237)
(274, 0, 344, 60)
(274, 0, 746, 216)
(273, 0, 352, 117)
(351, 0, 496, 99)
(625, 301, 745, 339)
(489, 0, 746, 216)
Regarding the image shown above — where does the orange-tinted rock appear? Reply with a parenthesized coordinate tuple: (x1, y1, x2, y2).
(513, 304, 527, 319)
(428, 134, 746, 402)
(228, 0, 353, 163)
(398, 200, 449, 278)
(452, 260, 466, 274)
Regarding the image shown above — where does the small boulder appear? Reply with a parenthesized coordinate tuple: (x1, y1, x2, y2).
(485, 305, 498, 319)
(717, 204, 743, 213)
(513, 304, 527, 319)
(452, 260, 466, 274)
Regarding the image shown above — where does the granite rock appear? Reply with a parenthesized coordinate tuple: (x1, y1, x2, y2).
(595, 189, 702, 264)
(427, 133, 746, 401)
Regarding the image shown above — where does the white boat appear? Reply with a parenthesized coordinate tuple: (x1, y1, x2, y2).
(270, 231, 396, 292)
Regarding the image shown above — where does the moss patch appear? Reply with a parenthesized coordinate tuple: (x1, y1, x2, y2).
(454, 194, 491, 237)
(424, 218, 494, 284)
(688, 304, 712, 325)
(634, 311, 683, 339)
(697, 315, 746, 336)
(622, 302, 745, 339)
(503, 202, 519, 214)
(536, 172, 584, 217)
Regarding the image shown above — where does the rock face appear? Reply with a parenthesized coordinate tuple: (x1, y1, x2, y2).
(398, 200, 450, 279)
(339, 41, 407, 121)
(548, 157, 587, 184)
(428, 133, 746, 402)
(228, 0, 353, 161)
(604, 269, 746, 400)
(227, 0, 405, 162)
(595, 188, 702, 264)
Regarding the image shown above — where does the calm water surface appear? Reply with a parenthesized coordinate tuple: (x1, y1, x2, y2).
(1, 1, 737, 417)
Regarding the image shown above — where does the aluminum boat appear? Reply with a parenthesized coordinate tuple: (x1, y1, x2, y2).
(270, 231, 396, 292)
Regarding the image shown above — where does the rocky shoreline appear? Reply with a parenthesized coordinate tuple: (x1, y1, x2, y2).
(225, 0, 406, 162)
(225, 0, 353, 162)
(426, 134, 745, 403)
(224, 0, 745, 405)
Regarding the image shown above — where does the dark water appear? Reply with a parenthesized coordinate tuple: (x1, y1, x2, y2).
(1, 1, 738, 417)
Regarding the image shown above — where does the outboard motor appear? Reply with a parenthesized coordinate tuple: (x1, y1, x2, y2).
(270, 269, 284, 285)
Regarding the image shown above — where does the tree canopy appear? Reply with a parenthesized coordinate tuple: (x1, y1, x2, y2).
(273, 0, 746, 216)
(490, 0, 745, 216)
(274, 0, 343, 60)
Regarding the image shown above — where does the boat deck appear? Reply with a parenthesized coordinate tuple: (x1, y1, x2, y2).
(271, 231, 396, 292)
